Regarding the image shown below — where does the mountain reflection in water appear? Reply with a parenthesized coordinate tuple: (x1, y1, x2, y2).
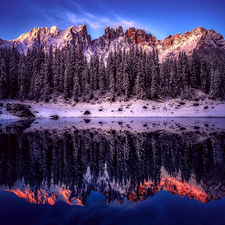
(0, 118, 225, 207)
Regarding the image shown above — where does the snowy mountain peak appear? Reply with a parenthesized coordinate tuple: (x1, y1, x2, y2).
(50, 25, 60, 34)
(0, 24, 224, 61)
(68, 24, 87, 33)
(0, 24, 91, 53)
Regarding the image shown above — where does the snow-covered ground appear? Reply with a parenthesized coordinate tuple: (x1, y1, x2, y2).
(0, 97, 225, 120)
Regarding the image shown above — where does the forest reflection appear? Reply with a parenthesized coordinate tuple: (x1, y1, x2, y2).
(0, 120, 225, 206)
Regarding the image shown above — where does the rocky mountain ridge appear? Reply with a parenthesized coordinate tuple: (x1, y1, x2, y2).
(1, 24, 225, 62)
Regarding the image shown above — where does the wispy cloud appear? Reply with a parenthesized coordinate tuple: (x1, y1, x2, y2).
(85, 13, 95, 19)
(40, 2, 162, 38)
(117, 17, 136, 28)
(47, 2, 139, 31)
(67, 13, 101, 29)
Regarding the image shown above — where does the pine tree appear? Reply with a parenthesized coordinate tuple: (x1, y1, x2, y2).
(64, 61, 72, 99)
(48, 45, 54, 88)
(131, 46, 139, 89)
(18, 55, 27, 101)
(25, 47, 33, 95)
(9, 46, 19, 98)
(145, 54, 152, 99)
(64, 49, 73, 99)
(200, 59, 208, 93)
(76, 48, 85, 89)
(182, 53, 190, 93)
(29, 58, 39, 100)
(0, 58, 7, 99)
(109, 70, 115, 99)
(116, 49, 123, 95)
(191, 50, 200, 88)
(42, 55, 51, 102)
(73, 72, 80, 102)
(90, 52, 99, 90)
(53, 48, 60, 94)
(59, 50, 65, 93)
(82, 60, 90, 94)
(169, 60, 177, 97)
(35, 60, 45, 101)
(151, 66, 158, 100)
(176, 52, 183, 95)
(151, 49, 160, 100)
(107, 52, 115, 99)
(135, 59, 146, 99)
(123, 54, 130, 99)
(99, 57, 106, 93)
(210, 68, 222, 98)
(160, 59, 170, 96)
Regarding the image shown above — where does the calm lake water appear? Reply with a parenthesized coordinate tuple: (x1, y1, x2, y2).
(0, 118, 225, 225)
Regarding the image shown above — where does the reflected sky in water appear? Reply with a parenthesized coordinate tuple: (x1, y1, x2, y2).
(1, 190, 225, 225)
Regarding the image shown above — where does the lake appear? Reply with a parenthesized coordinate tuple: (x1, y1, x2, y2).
(0, 118, 225, 225)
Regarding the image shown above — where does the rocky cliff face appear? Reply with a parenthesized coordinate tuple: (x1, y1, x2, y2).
(1, 24, 225, 62)
(1, 24, 91, 53)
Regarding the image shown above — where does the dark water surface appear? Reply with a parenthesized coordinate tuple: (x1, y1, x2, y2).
(0, 118, 225, 225)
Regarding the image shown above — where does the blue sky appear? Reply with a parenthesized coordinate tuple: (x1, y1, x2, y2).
(1, 0, 225, 41)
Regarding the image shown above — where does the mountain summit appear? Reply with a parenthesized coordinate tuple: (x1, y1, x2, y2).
(0, 25, 225, 61)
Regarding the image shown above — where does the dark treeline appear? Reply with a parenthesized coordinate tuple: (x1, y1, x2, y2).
(0, 45, 225, 102)
(0, 127, 225, 204)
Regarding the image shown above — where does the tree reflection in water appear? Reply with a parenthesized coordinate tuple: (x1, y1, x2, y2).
(0, 119, 225, 206)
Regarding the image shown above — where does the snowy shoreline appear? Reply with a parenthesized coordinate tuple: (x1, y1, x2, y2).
(0, 97, 225, 119)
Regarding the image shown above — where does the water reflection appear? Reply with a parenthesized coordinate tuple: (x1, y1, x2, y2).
(0, 119, 225, 206)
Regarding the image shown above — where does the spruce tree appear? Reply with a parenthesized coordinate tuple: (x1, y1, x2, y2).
(73, 72, 80, 102)
(9, 46, 19, 98)
(18, 56, 27, 101)
(169, 60, 177, 97)
(0, 58, 6, 99)
(145, 54, 152, 99)
(64, 62, 72, 99)
(53, 48, 60, 94)
(151, 66, 158, 100)
(135, 59, 146, 99)
(182, 53, 190, 93)
(200, 59, 208, 93)
(123, 54, 130, 99)
(59, 50, 65, 93)
(116, 49, 123, 95)
(99, 57, 106, 93)
(29, 58, 39, 100)
(90, 54, 99, 91)
(191, 50, 200, 88)
(210, 68, 222, 98)
(64, 49, 73, 99)
(43, 55, 51, 102)
(176, 52, 183, 95)
(82, 61, 89, 94)
(48, 45, 54, 87)
(107, 52, 116, 99)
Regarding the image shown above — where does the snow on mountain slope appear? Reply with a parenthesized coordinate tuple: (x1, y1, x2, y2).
(0, 24, 91, 53)
(0, 25, 225, 61)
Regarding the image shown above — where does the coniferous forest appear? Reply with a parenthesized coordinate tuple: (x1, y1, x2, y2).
(0, 45, 225, 102)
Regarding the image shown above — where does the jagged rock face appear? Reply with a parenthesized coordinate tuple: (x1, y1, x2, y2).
(1, 25, 92, 53)
(0, 24, 225, 61)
